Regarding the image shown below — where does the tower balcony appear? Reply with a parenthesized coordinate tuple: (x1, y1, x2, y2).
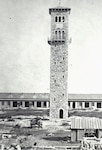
(48, 38, 65, 45)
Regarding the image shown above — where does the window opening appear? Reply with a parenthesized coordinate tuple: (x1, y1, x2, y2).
(59, 16, 61, 22)
(62, 16, 65, 22)
(13, 101, 17, 107)
(97, 102, 101, 108)
(55, 16, 57, 22)
(62, 31, 65, 39)
(25, 101, 29, 107)
(37, 101, 41, 107)
(85, 102, 89, 108)
(59, 31, 61, 39)
(55, 31, 57, 39)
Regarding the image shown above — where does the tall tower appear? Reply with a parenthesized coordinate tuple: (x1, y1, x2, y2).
(48, 6, 71, 120)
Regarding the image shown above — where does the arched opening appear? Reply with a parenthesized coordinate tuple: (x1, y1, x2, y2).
(59, 16, 61, 22)
(59, 31, 61, 39)
(55, 31, 57, 39)
(55, 16, 57, 22)
(59, 109, 63, 119)
(62, 16, 65, 22)
(62, 31, 65, 39)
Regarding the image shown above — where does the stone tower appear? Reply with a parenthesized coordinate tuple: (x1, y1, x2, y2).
(48, 7, 71, 120)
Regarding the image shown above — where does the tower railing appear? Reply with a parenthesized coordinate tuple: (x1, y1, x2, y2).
(48, 37, 65, 45)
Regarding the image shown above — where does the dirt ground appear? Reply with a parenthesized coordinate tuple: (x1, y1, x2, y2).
(0, 115, 73, 149)
(0, 108, 101, 149)
(0, 121, 79, 149)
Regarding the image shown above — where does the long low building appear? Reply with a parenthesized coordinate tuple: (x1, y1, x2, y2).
(0, 93, 102, 110)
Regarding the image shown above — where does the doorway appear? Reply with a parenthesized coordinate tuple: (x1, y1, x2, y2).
(59, 109, 63, 119)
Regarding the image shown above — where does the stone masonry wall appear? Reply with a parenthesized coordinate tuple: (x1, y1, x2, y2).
(50, 10, 69, 120)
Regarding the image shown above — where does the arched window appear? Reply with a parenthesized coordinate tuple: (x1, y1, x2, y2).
(55, 16, 57, 22)
(55, 31, 57, 39)
(59, 109, 63, 119)
(62, 31, 65, 39)
(59, 31, 61, 39)
(62, 16, 65, 22)
(59, 16, 61, 22)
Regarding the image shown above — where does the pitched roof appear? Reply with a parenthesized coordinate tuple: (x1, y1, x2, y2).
(69, 94, 102, 100)
(0, 93, 49, 99)
(70, 116, 102, 129)
(0, 93, 102, 100)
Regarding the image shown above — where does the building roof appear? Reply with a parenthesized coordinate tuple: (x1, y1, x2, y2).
(68, 94, 102, 101)
(0, 93, 49, 100)
(70, 116, 102, 129)
(0, 93, 102, 101)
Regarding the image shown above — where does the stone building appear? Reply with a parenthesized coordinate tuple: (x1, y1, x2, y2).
(48, 7, 71, 120)
(0, 93, 102, 110)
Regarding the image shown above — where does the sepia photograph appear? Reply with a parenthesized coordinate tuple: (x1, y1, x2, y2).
(0, 0, 102, 149)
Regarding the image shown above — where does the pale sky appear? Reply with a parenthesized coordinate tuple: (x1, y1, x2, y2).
(0, 0, 102, 94)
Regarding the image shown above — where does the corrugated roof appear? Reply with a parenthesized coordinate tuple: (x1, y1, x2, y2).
(70, 116, 102, 129)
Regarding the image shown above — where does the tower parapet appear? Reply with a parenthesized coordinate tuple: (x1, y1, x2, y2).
(49, 8, 71, 15)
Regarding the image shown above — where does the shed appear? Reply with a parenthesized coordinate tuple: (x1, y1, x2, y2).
(70, 117, 102, 142)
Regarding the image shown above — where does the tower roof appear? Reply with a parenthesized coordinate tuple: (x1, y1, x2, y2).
(49, 7, 71, 15)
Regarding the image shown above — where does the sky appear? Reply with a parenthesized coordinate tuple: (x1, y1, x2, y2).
(0, 0, 102, 93)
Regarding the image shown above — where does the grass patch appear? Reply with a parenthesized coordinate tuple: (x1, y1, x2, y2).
(69, 109, 102, 118)
(0, 109, 49, 118)
(43, 136, 70, 141)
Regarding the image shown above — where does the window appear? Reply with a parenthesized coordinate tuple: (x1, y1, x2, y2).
(63, 75, 64, 78)
(62, 16, 65, 22)
(59, 31, 61, 39)
(68, 102, 70, 107)
(85, 102, 89, 108)
(62, 94, 64, 96)
(73, 102, 75, 108)
(59, 16, 61, 22)
(13, 101, 17, 107)
(97, 102, 101, 108)
(55, 16, 57, 22)
(54, 80, 56, 83)
(63, 57, 64, 60)
(54, 98, 55, 101)
(37, 101, 41, 107)
(25, 101, 29, 107)
(43, 101, 46, 107)
(55, 31, 57, 39)
(62, 31, 65, 39)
